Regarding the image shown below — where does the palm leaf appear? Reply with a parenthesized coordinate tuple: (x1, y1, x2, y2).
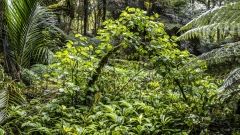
(4, 0, 51, 79)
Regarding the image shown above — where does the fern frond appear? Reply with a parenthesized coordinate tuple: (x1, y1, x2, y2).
(178, 2, 240, 40)
(178, 1, 240, 97)
(197, 41, 240, 65)
(219, 68, 240, 93)
(179, 22, 240, 40)
(180, 2, 240, 31)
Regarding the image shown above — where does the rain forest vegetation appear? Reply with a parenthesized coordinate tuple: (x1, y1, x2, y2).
(1, 0, 240, 135)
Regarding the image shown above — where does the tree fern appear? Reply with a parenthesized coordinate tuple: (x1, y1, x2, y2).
(197, 41, 240, 66)
(219, 68, 240, 92)
(178, 2, 240, 41)
(178, 1, 240, 96)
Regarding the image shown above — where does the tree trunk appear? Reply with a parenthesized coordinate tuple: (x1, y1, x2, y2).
(84, 0, 88, 35)
(102, 0, 106, 22)
(125, 0, 129, 6)
(0, 0, 4, 50)
(77, 0, 81, 33)
(207, 0, 210, 9)
(67, 18, 73, 35)
(94, 8, 97, 35)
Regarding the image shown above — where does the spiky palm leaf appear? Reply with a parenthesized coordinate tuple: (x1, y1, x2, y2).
(4, 0, 50, 79)
(178, 1, 240, 96)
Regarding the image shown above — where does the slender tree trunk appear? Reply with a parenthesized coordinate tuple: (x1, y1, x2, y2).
(77, 0, 81, 33)
(0, 0, 4, 51)
(94, 8, 97, 35)
(97, 3, 102, 29)
(102, 0, 106, 22)
(219, 0, 222, 6)
(125, 0, 129, 6)
(207, 0, 211, 9)
(81, 20, 83, 33)
(67, 18, 73, 34)
(77, 14, 80, 33)
(84, 0, 88, 35)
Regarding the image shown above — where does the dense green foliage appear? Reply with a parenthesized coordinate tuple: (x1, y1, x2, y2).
(0, 7, 240, 135)
(1, 0, 240, 134)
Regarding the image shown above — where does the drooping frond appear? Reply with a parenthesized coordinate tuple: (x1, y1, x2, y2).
(192, 42, 240, 95)
(179, 22, 240, 40)
(178, 2, 240, 40)
(219, 68, 240, 93)
(197, 41, 240, 66)
(177, 1, 240, 97)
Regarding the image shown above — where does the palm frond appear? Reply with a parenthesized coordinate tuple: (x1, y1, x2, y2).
(178, 2, 240, 40)
(4, 0, 51, 79)
(0, 86, 25, 122)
